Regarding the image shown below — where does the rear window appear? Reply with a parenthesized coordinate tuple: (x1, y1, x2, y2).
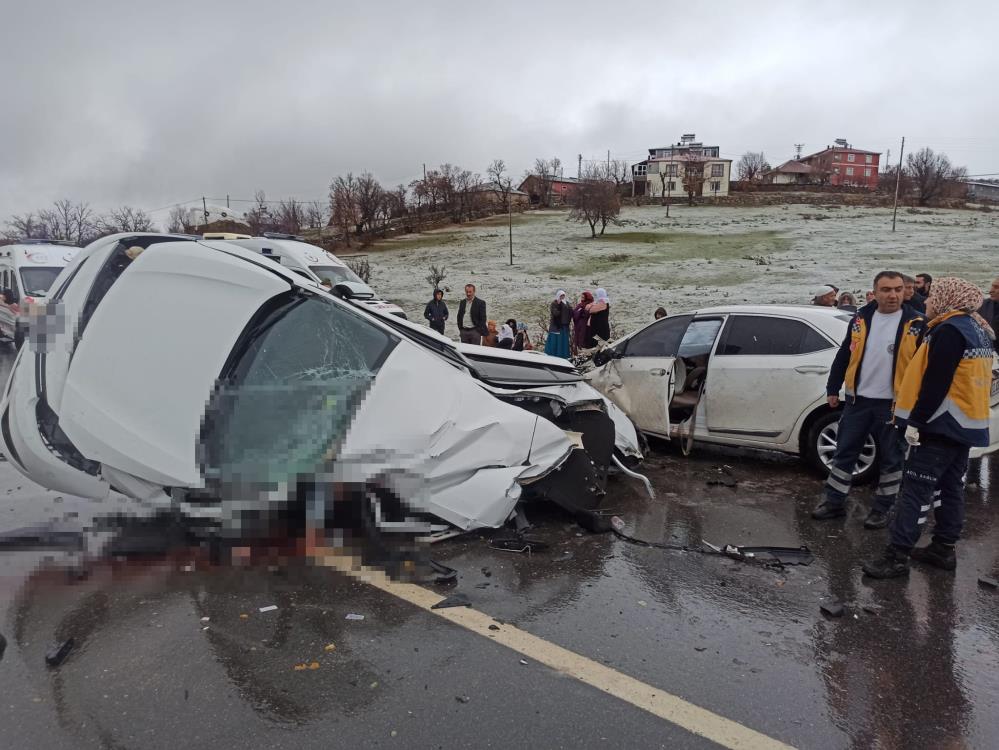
(19, 267, 62, 296)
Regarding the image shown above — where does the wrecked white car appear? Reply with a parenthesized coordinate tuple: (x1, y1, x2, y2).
(0, 233, 642, 553)
(586, 304, 999, 481)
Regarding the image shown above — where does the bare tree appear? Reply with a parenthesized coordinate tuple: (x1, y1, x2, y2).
(737, 152, 770, 182)
(682, 156, 708, 206)
(657, 161, 679, 206)
(306, 200, 329, 229)
(425, 263, 447, 289)
(100, 205, 154, 234)
(607, 159, 630, 189)
(487, 159, 512, 210)
(569, 164, 621, 238)
(246, 190, 276, 235)
(3, 212, 45, 240)
(907, 148, 965, 206)
(273, 199, 305, 234)
(346, 257, 370, 283)
(166, 205, 194, 233)
(354, 172, 384, 236)
(329, 174, 359, 246)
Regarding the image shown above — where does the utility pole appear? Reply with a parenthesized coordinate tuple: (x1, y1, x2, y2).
(607, 149, 610, 173)
(891, 137, 905, 232)
(794, 143, 803, 161)
(508, 180, 514, 266)
(666, 149, 675, 218)
(578, 153, 582, 179)
(202, 196, 209, 228)
(226, 194, 230, 208)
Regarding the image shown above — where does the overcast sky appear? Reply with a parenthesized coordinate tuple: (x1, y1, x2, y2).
(2, 0, 997, 226)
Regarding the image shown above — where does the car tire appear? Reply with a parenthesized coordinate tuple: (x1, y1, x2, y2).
(804, 411, 879, 486)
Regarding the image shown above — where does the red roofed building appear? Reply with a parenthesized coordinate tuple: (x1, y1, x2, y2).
(799, 139, 881, 189)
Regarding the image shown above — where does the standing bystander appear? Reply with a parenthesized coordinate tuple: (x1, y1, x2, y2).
(978, 276, 999, 351)
(423, 289, 448, 335)
(812, 271, 926, 528)
(456, 284, 487, 345)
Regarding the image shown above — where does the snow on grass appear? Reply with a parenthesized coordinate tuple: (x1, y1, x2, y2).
(360, 204, 999, 339)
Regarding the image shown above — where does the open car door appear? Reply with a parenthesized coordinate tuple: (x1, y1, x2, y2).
(586, 314, 693, 438)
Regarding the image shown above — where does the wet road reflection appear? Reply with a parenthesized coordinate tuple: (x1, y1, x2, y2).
(1, 342, 998, 748)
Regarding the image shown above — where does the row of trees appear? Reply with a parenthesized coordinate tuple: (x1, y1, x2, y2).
(881, 147, 968, 206)
(3, 200, 154, 244)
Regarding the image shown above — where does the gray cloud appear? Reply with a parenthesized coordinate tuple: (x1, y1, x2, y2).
(2, 0, 997, 225)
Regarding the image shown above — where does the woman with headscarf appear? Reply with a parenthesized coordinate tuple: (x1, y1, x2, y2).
(863, 277, 995, 579)
(497, 321, 515, 349)
(544, 290, 572, 358)
(514, 322, 533, 351)
(572, 291, 593, 352)
(585, 288, 611, 347)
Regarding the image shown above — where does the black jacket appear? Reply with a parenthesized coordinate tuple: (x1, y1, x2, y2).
(906, 292, 926, 313)
(549, 300, 572, 331)
(423, 298, 448, 323)
(980, 298, 999, 350)
(457, 296, 487, 336)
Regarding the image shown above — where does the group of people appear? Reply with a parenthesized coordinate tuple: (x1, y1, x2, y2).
(810, 271, 995, 580)
(542, 288, 611, 358)
(423, 284, 532, 351)
(422, 283, 615, 358)
(812, 272, 935, 314)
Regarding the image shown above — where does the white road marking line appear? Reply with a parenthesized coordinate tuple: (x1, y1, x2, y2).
(320, 555, 796, 750)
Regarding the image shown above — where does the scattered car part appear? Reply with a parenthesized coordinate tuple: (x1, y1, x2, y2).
(820, 602, 846, 618)
(0, 521, 85, 551)
(611, 454, 655, 499)
(45, 638, 75, 667)
(979, 576, 998, 589)
(489, 536, 550, 553)
(431, 593, 471, 610)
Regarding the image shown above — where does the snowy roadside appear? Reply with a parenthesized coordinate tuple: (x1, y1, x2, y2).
(361, 204, 999, 340)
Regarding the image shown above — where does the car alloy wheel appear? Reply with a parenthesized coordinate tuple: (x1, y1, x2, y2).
(816, 420, 876, 477)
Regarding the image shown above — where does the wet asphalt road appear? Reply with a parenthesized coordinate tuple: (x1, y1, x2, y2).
(1, 349, 998, 749)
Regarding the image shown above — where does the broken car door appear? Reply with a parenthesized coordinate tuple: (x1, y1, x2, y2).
(587, 314, 692, 437)
(705, 314, 835, 444)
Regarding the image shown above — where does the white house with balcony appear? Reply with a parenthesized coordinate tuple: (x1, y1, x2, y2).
(631, 134, 732, 199)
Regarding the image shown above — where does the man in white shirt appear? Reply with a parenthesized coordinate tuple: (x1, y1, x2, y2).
(812, 272, 926, 528)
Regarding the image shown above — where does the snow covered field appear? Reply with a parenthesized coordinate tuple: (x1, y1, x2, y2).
(363, 204, 999, 339)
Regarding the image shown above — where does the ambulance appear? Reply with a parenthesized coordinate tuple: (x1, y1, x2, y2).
(0, 239, 81, 348)
(219, 233, 407, 318)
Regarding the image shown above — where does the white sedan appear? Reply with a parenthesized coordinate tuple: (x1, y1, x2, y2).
(586, 304, 999, 482)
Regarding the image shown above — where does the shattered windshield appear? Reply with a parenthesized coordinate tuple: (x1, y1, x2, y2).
(19, 266, 62, 296)
(203, 294, 398, 486)
(309, 264, 364, 287)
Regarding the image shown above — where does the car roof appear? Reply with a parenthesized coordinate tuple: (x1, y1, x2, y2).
(691, 304, 853, 322)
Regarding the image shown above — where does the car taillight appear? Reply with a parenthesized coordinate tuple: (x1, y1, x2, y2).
(23, 296, 35, 305)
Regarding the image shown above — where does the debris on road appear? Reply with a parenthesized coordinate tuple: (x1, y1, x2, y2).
(455, 695, 471, 704)
(258, 605, 278, 613)
(820, 602, 846, 618)
(432, 593, 472, 610)
(519, 659, 528, 666)
(324, 643, 336, 652)
(978, 576, 999, 589)
(45, 638, 75, 667)
(345, 613, 366, 621)
(0, 632, 6, 662)
(489, 536, 550, 553)
(488, 624, 500, 631)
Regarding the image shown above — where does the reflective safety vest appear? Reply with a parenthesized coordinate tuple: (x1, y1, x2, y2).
(842, 305, 924, 399)
(894, 311, 992, 447)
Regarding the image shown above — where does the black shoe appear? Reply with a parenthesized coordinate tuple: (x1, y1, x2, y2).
(863, 509, 889, 530)
(910, 541, 957, 571)
(862, 545, 910, 579)
(812, 502, 846, 520)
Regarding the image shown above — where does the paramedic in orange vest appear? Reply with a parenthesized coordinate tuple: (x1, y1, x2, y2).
(863, 277, 994, 578)
(812, 271, 925, 528)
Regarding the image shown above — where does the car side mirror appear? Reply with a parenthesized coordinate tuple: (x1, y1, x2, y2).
(592, 347, 621, 367)
(331, 283, 355, 300)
